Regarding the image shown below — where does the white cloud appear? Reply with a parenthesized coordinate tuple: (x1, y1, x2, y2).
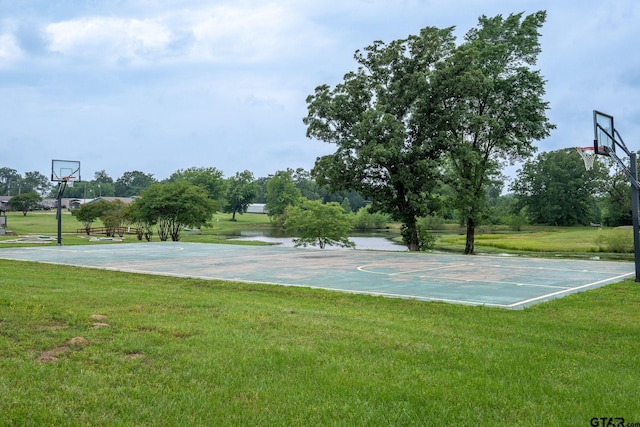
(39, 2, 328, 66)
(0, 33, 23, 65)
(45, 17, 174, 64)
(187, 3, 307, 63)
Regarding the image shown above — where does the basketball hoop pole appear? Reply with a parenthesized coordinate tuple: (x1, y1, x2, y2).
(56, 180, 68, 246)
(595, 118, 640, 281)
(51, 160, 80, 246)
(629, 152, 640, 282)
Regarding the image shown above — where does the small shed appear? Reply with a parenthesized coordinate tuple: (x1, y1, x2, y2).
(246, 203, 268, 214)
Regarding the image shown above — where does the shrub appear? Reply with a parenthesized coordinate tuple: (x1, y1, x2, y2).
(417, 226, 438, 251)
(418, 215, 445, 230)
(505, 213, 528, 231)
(595, 229, 634, 253)
(352, 206, 390, 230)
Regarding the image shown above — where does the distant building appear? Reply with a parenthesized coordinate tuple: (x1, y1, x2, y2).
(88, 196, 137, 205)
(246, 203, 268, 214)
(37, 196, 138, 210)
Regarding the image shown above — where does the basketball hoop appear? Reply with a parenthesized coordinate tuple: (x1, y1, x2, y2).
(576, 147, 596, 171)
(62, 176, 76, 188)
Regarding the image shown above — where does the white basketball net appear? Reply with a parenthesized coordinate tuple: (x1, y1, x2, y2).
(576, 147, 596, 171)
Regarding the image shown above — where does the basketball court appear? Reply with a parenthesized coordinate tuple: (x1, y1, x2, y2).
(0, 242, 633, 309)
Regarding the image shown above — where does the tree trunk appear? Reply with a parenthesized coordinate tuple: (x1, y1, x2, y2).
(464, 217, 475, 254)
(401, 220, 420, 251)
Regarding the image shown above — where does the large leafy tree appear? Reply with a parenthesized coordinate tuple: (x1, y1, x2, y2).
(167, 167, 227, 202)
(8, 193, 42, 215)
(253, 176, 270, 203)
(265, 170, 302, 226)
(284, 200, 355, 249)
(72, 200, 111, 234)
(114, 171, 156, 197)
(0, 168, 20, 196)
(224, 170, 258, 220)
(92, 170, 115, 197)
(17, 171, 51, 196)
(289, 168, 323, 201)
(99, 199, 129, 237)
(133, 182, 215, 241)
(304, 27, 455, 250)
(601, 169, 633, 227)
(437, 11, 555, 253)
(94, 170, 114, 184)
(510, 149, 607, 226)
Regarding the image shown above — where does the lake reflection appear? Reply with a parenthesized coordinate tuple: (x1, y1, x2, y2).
(231, 230, 406, 251)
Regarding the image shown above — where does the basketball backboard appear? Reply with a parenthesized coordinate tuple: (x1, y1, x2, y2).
(593, 110, 615, 155)
(51, 159, 81, 183)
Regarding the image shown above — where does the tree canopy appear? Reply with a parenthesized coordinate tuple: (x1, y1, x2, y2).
(284, 200, 355, 249)
(168, 167, 226, 200)
(305, 12, 553, 252)
(8, 193, 42, 215)
(305, 26, 455, 250)
(510, 149, 607, 226)
(132, 181, 215, 241)
(114, 171, 157, 197)
(439, 11, 554, 253)
(72, 200, 111, 234)
(265, 170, 302, 225)
(224, 170, 258, 220)
(0, 168, 20, 196)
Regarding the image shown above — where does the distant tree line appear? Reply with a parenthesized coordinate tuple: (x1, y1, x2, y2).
(1, 147, 633, 245)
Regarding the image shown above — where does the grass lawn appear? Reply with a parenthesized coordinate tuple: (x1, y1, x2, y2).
(1, 212, 639, 424)
(1, 259, 639, 425)
(435, 226, 635, 260)
(0, 211, 276, 247)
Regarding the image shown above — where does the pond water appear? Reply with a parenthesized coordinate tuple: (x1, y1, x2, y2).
(229, 230, 407, 251)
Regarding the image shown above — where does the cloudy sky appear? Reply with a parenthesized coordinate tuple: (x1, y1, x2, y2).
(1, 0, 639, 183)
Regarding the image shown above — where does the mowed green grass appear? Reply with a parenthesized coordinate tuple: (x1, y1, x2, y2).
(2, 212, 639, 423)
(1, 259, 639, 425)
(436, 226, 634, 258)
(0, 211, 274, 247)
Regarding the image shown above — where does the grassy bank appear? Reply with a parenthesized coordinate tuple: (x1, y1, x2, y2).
(434, 226, 635, 259)
(1, 259, 639, 425)
(0, 211, 275, 247)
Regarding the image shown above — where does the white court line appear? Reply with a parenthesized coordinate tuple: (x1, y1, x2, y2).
(416, 275, 571, 290)
(32, 246, 186, 254)
(358, 264, 571, 289)
(479, 263, 618, 274)
(507, 271, 635, 308)
(357, 263, 470, 275)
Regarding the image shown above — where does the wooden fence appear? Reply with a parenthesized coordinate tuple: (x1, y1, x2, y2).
(76, 227, 140, 236)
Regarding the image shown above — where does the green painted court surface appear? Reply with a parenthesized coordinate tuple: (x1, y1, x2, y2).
(0, 242, 634, 309)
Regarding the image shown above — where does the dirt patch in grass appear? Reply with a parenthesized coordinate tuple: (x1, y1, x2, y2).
(37, 346, 69, 362)
(92, 322, 111, 328)
(65, 337, 90, 346)
(125, 353, 145, 360)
